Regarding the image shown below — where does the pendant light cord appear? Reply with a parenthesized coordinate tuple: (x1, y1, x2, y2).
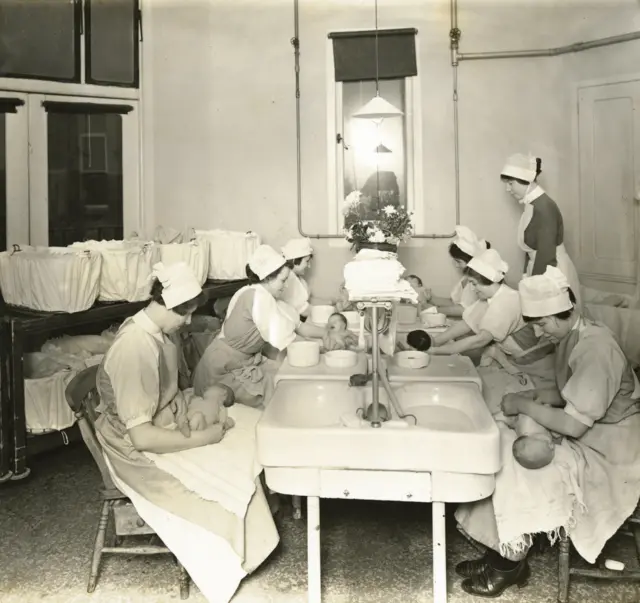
(374, 0, 380, 210)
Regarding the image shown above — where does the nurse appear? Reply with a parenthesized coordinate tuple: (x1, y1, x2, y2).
(281, 237, 314, 320)
(431, 225, 488, 318)
(95, 262, 279, 603)
(429, 249, 555, 408)
(193, 244, 326, 406)
(500, 153, 582, 308)
(455, 266, 640, 597)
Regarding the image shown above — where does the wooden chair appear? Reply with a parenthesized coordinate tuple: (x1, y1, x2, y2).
(65, 365, 190, 599)
(557, 505, 640, 601)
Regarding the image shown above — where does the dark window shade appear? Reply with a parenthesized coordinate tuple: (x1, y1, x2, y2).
(85, 0, 139, 87)
(0, 98, 24, 113)
(42, 101, 133, 115)
(329, 28, 417, 83)
(0, 0, 81, 82)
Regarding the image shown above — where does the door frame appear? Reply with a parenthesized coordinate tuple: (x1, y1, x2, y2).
(27, 94, 141, 246)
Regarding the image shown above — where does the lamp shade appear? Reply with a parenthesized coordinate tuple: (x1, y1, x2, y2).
(352, 94, 403, 119)
(374, 143, 392, 153)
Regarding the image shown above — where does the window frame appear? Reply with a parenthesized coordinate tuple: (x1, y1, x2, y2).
(326, 29, 424, 245)
(26, 94, 141, 246)
(0, 0, 140, 90)
(0, 91, 29, 250)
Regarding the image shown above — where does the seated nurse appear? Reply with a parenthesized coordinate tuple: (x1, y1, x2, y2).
(95, 261, 280, 603)
(193, 244, 326, 407)
(281, 237, 314, 320)
(431, 225, 489, 318)
(455, 266, 640, 598)
(429, 248, 555, 410)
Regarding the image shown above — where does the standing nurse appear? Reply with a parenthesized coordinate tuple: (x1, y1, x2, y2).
(500, 153, 582, 309)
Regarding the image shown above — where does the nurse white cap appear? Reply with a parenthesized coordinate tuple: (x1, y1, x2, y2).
(519, 266, 573, 318)
(248, 244, 286, 280)
(152, 262, 202, 310)
(282, 237, 313, 260)
(453, 225, 487, 257)
(467, 249, 508, 283)
(501, 153, 538, 183)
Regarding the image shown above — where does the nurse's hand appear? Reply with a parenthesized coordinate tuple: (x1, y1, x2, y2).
(501, 393, 523, 416)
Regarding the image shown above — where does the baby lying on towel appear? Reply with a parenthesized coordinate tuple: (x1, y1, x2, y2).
(153, 385, 236, 435)
(509, 414, 557, 470)
(322, 312, 359, 352)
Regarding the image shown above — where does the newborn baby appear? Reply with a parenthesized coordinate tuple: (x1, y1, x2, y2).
(511, 414, 556, 470)
(153, 384, 235, 436)
(322, 312, 359, 351)
(405, 275, 432, 312)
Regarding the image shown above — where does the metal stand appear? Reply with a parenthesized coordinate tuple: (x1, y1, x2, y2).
(355, 300, 392, 428)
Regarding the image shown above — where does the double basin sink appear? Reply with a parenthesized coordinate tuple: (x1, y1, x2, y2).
(256, 353, 500, 477)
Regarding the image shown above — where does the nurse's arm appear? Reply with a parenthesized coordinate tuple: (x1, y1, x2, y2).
(431, 319, 472, 346)
(297, 322, 326, 339)
(129, 422, 225, 454)
(430, 329, 493, 355)
(517, 399, 588, 438)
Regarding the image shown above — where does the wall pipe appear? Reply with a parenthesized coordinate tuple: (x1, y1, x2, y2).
(292, 0, 459, 240)
(457, 30, 640, 61)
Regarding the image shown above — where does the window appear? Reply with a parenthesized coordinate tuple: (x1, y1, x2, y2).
(327, 28, 423, 235)
(0, 0, 140, 87)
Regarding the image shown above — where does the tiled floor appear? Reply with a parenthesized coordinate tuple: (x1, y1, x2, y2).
(1, 444, 639, 603)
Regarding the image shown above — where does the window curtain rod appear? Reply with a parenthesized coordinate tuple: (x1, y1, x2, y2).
(42, 101, 133, 114)
(0, 98, 25, 113)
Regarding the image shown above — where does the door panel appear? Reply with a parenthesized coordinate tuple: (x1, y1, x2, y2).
(578, 80, 640, 282)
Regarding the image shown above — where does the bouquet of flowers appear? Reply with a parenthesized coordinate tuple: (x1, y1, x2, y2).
(342, 190, 414, 250)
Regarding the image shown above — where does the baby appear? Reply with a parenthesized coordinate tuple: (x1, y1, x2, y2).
(323, 312, 359, 352)
(405, 275, 432, 312)
(153, 385, 235, 436)
(511, 414, 556, 470)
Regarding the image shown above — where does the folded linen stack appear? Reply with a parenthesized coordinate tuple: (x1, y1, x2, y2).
(344, 249, 418, 303)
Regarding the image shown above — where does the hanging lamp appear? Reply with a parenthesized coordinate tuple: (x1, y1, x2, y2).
(353, 0, 403, 121)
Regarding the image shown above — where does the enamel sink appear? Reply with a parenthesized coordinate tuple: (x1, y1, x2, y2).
(256, 379, 500, 475)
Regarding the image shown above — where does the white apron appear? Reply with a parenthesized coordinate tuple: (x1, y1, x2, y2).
(517, 190, 582, 309)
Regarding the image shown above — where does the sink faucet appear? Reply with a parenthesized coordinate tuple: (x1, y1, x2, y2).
(356, 300, 392, 428)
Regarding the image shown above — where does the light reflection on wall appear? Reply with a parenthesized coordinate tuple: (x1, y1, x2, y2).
(342, 78, 406, 208)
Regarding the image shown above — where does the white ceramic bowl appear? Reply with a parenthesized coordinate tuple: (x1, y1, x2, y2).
(342, 311, 360, 328)
(394, 350, 430, 369)
(287, 341, 321, 368)
(420, 311, 447, 328)
(397, 305, 418, 324)
(324, 350, 358, 368)
(310, 304, 335, 325)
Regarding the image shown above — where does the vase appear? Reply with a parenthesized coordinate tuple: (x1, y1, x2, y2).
(355, 241, 398, 253)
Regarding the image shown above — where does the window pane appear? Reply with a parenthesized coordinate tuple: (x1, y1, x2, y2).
(0, 0, 79, 82)
(342, 79, 407, 221)
(0, 114, 5, 252)
(47, 112, 124, 246)
(86, 0, 138, 86)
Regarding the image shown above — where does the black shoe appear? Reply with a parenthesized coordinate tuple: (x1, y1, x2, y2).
(455, 552, 492, 578)
(461, 560, 530, 598)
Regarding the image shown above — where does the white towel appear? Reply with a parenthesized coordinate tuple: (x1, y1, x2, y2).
(144, 405, 262, 519)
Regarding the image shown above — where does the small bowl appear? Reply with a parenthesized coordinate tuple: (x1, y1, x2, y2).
(395, 350, 430, 370)
(342, 311, 360, 328)
(324, 350, 358, 368)
(420, 311, 447, 328)
(310, 304, 335, 325)
(397, 305, 418, 324)
(287, 341, 321, 368)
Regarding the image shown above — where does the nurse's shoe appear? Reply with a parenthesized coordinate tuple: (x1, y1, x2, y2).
(460, 559, 530, 597)
(455, 551, 493, 578)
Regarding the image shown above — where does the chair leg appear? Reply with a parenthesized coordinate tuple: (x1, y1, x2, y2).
(292, 495, 302, 520)
(177, 560, 190, 600)
(558, 532, 571, 603)
(88, 500, 110, 593)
